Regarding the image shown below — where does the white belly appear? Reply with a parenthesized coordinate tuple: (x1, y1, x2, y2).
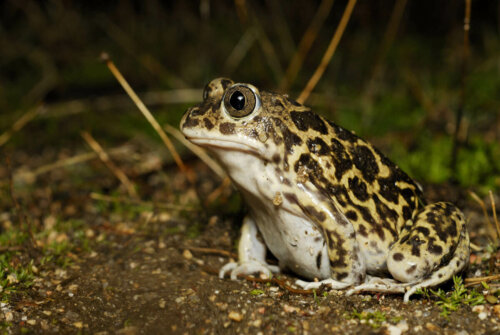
(248, 201, 331, 280)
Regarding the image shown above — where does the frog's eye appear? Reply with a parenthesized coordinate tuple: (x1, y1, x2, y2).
(223, 85, 258, 118)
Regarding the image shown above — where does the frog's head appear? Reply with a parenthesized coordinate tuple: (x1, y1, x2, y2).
(181, 78, 315, 168)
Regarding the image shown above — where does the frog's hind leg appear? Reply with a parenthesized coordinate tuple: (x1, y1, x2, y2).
(219, 215, 280, 280)
(403, 225, 470, 301)
(386, 202, 470, 302)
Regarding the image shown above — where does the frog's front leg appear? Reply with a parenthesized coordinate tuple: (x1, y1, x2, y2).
(295, 199, 366, 290)
(219, 215, 280, 280)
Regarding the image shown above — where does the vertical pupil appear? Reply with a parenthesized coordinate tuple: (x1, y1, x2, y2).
(230, 91, 245, 110)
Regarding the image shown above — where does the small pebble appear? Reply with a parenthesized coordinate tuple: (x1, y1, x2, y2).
(228, 311, 243, 322)
(493, 304, 500, 318)
(183, 249, 193, 260)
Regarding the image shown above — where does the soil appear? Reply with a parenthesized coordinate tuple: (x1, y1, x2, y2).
(1, 142, 499, 335)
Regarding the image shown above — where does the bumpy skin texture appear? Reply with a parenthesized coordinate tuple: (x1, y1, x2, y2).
(180, 78, 470, 301)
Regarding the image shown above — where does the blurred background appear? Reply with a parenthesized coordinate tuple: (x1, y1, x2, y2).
(1, 0, 499, 192)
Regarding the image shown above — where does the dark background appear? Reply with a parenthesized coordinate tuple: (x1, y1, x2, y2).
(1, 0, 499, 191)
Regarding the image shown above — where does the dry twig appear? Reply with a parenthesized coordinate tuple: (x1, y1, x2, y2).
(164, 124, 226, 179)
(41, 89, 202, 119)
(363, 0, 408, 99)
(81, 131, 138, 198)
(90, 192, 196, 212)
(280, 0, 334, 91)
(465, 274, 500, 287)
(204, 177, 232, 206)
(469, 191, 498, 241)
(0, 145, 132, 187)
(101, 52, 194, 183)
(489, 190, 500, 241)
(187, 247, 237, 259)
(0, 105, 44, 147)
(297, 0, 357, 104)
(450, 0, 472, 177)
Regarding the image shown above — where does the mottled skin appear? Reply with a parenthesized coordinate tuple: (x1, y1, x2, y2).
(180, 78, 470, 301)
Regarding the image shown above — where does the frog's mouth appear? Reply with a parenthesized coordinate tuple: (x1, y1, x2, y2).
(185, 136, 265, 159)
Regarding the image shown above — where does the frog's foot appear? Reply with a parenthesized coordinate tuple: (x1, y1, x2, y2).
(295, 278, 352, 290)
(346, 275, 410, 297)
(219, 260, 280, 280)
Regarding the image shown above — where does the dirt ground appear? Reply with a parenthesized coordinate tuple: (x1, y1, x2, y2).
(0, 141, 499, 335)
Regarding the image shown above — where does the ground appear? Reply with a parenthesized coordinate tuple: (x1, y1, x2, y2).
(0, 141, 499, 335)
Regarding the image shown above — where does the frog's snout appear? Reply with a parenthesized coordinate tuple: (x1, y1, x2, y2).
(179, 106, 201, 133)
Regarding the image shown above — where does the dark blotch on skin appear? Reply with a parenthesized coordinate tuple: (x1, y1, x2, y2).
(282, 127, 303, 154)
(203, 118, 214, 130)
(273, 99, 285, 109)
(378, 175, 401, 204)
(406, 264, 417, 274)
(352, 145, 379, 183)
(307, 137, 330, 156)
(328, 121, 359, 143)
(220, 79, 233, 90)
(349, 176, 369, 202)
(336, 272, 348, 281)
(272, 153, 281, 164)
(402, 206, 413, 221)
(288, 99, 301, 107)
(327, 230, 348, 268)
(182, 114, 199, 128)
(346, 210, 358, 221)
(409, 236, 424, 257)
(284, 193, 299, 205)
(330, 139, 353, 180)
(290, 111, 328, 135)
(316, 251, 322, 270)
(358, 224, 368, 237)
(416, 227, 430, 235)
(304, 205, 326, 222)
(219, 122, 235, 135)
(427, 239, 443, 255)
(393, 252, 404, 261)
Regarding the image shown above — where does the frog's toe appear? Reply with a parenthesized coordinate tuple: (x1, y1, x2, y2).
(219, 261, 279, 280)
(219, 262, 237, 279)
(295, 278, 352, 290)
(346, 276, 408, 297)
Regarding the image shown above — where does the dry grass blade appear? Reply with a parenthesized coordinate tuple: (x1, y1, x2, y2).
(205, 176, 232, 206)
(187, 247, 237, 259)
(0, 105, 44, 147)
(81, 131, 138, 198)
(164, 124, 226, 179)
(465, 274, 500, 287)
(42, 89, 202, 119)
(297, 0, 357, 104)
(450, 0, 472, 176)
(224, 28, 257, 74)
(0, 145, 132, 187)
(363, 0, 407, 99)
(279, 0, 334, 91)
(100, 52, 193, 183)
(489, 190, 500, 242)
(469, 191, 498, 241)
(90, 192, 197, 212)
